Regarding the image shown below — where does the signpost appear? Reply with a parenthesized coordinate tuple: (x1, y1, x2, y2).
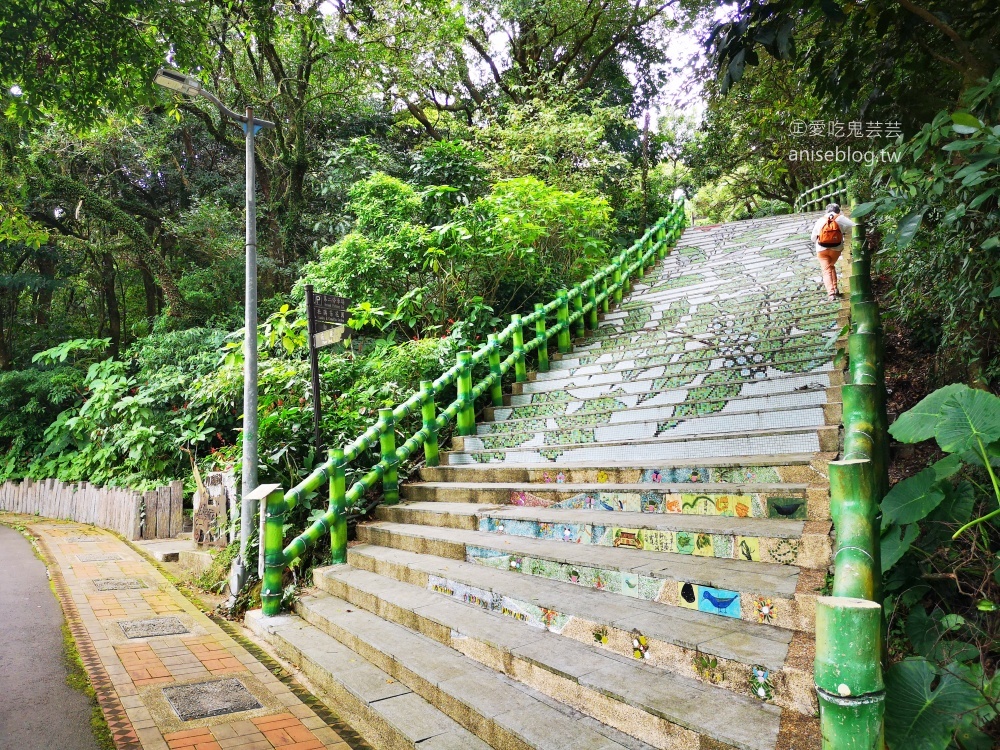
(304, 285, 352, 454)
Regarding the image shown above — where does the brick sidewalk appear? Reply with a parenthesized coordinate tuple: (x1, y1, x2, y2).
(6, 516, 356, 750)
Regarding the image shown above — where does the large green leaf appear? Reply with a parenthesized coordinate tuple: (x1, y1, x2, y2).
(935, 389, 1000, 454)
(896, 210, 925, 249)
(881, 455, 962, 525)
(890, 384, 970, 443)
(885, 658, 982, 750)
(881, 523, 919, 573)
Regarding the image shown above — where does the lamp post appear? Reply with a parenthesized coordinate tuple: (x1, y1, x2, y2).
(153, 68, 275, 599)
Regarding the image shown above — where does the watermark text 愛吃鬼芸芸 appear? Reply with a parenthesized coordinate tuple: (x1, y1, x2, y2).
(787, 119, 903, 164)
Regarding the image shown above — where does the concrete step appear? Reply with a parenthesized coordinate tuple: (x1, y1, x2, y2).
(509, 368, 841, 413)
(475, 403, 836, 445)
(244, 611, 495, 750)
(419, 452, 835, 486)
(516, 356, 835, 399)
(491, 383, 837, 434)
(401, 481, 826, 520)
(563, 308, 844, 359)
(447, 424, 839, 465)
(523, 345, 837, 394)
(536, 335, 840, 384)
(613, 275, 833, 316)
(374, 502, 832, 569)
(341, 544, 819, 716)
(309, 566, 794, 750)
(356, 521, 823, 632)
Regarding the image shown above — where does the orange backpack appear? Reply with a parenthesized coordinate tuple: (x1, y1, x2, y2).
(817, 214, 843, 248)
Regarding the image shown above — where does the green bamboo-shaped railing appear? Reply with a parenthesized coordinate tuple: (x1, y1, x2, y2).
(814, 196, 889, 749)
(795, 173, 849, 212)
(258, 202, 687, 617)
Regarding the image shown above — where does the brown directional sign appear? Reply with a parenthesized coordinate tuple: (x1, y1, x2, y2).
(312, 293, 351, 325)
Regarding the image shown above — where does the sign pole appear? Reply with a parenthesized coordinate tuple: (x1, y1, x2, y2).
(305, 284, 323, 456)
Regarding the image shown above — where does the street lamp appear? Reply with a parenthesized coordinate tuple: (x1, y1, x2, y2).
(153, 68, 275, 601)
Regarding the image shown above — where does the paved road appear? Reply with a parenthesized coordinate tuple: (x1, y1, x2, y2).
(0, 525, 100, 750)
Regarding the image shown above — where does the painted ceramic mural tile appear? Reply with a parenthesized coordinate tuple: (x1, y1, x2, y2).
(678, 582, 699, 609)
(736, 537, 761, 562)
(698, 587, 741, 618)
(638, 529, 674, 553)
(768, 497, 807, 519)
(611, 527, 642, 550)
(675, 531, 696, 555)
(711, 534, 734, 559)
(621, 572, 640, 598)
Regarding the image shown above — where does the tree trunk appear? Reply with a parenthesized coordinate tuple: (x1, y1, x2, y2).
(142, 267, 159, 321)
(102, 253, 121, 357)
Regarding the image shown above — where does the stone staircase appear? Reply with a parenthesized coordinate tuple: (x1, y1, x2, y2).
(248, 212, 841, 750)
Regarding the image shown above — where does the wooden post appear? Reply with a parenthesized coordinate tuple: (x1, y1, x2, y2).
(156, 484, 171, 538)
(169, 479, 184, 537)
(143, 490, 158, 539)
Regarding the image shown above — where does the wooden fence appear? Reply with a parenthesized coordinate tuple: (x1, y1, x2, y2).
(0, 478, 185, 540)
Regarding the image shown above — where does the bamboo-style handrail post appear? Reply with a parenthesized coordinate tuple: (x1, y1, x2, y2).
(378, 408, 399, 504)
(815, 597, 885, 750)
(829, 459, 880, 601)
(586, 284, 598, 330)
(487, 334, 504, 406)
(511, 315, 527, 382)
(571, 291, 585, 338)
(612, 267, 623, 304)
(534, 303, 549, 372)
(599, 277, 610, 313)
(257, 484, 286, 616)
(329, 447, 348, 563)
(420, 380, 439, 467)
(556, 290, 572, 353)
(456, 350, 475, 435)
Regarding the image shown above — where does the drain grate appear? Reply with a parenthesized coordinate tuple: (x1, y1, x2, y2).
(94, 577, 147, 591)
(163, 679, 262, 721)
(119, 617, 189, 639)
(78, 553, 123, 562)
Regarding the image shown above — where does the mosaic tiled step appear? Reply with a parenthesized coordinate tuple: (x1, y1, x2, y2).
(375, 503, 832, 569)
(507, 369, 840, 410)
(468, 408, 831, 459)
(531, 340, 839, 388)
(620, 269, 827, 309)
(343, 544, 819, 716)
(253, 595, 644, 750)
(518, 359, 835, 401)
(399, 482, 824, 521)
(494, 383, 835, 432)
(355, 521, 823, 632)
(419, 452, 834, 486)
(482, 398, 839, 441)
(244, 611, 495, 750)
(449, 425, 838, 465)
(312, 565, 788, 750)
(563, 311, 844, 361)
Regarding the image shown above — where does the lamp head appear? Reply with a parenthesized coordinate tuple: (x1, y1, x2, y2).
(153, 68, 202, 96)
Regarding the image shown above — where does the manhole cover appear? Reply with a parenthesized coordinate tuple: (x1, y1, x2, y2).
(78, 554, 122, 562)
(94, 578, 147, 591)
(119, 617, 188, 639)
(163, 679, 261, 721)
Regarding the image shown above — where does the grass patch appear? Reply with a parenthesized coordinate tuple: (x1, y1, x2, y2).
(62, 622, 115, 750)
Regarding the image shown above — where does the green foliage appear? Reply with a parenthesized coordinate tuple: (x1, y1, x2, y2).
(856, 70, 1000, 384)
(881, 384, 1000, 747)
(298, 172, 612, 339)
(884, 658, 995, 750)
